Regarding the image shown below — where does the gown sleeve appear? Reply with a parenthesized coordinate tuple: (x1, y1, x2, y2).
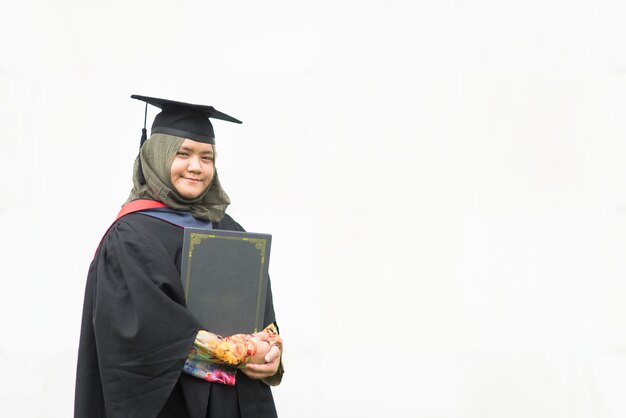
(87, 218, 201, 418)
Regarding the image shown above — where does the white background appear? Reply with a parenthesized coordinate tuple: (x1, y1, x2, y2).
(1, 1, 626, 417)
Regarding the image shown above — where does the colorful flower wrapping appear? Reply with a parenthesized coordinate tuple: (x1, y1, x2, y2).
(183, 323, 280, 386)
(183, 354, 237, 386)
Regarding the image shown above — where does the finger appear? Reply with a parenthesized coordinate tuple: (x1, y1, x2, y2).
(264, 345, 281, 363)
(271, 335, 284, 351)
(243, 364, 261, 372)
(243, 368, 268, 379)
(246, 360, 277, 374)
(245, 362, 271, 372)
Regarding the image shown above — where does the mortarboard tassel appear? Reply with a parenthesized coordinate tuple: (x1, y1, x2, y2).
(137, 103, 148, 185)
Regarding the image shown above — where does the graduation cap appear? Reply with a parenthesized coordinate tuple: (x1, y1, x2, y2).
(132, 94, 242, 144)
(131, 94, 242, 184)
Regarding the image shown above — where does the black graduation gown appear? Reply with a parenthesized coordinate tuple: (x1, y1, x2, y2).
(74, 213, 279, 418)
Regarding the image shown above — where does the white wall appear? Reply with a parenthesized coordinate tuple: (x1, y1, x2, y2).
(1, 1, 626, 417)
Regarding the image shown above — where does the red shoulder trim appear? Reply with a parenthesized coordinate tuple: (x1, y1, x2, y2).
(115, 199, 168, 221)
(93, 200, 169, 258)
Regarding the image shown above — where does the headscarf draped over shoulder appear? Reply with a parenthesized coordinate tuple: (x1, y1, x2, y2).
(126, 133, 230, 222)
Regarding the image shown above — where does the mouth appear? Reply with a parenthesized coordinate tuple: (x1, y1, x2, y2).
(182, 177, 202, 183)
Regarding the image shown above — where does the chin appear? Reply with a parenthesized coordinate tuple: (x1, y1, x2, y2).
(181, 193, 202, 199)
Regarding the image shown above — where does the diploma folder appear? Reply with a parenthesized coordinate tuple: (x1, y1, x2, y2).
(180, 228, 271, 336)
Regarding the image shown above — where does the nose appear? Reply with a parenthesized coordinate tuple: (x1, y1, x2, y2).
(187, 156, 202, 173)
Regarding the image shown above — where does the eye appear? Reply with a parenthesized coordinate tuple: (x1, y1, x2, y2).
(202, 156, 214, 162)
(176, 152, 189, 157)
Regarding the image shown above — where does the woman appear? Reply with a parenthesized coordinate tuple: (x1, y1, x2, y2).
(74, 95, 283, 418)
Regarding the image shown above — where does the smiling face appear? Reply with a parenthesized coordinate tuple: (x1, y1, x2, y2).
(170, 139, 215, 199)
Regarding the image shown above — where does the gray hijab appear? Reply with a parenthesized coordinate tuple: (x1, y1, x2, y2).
(126, 133, 231, 222)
